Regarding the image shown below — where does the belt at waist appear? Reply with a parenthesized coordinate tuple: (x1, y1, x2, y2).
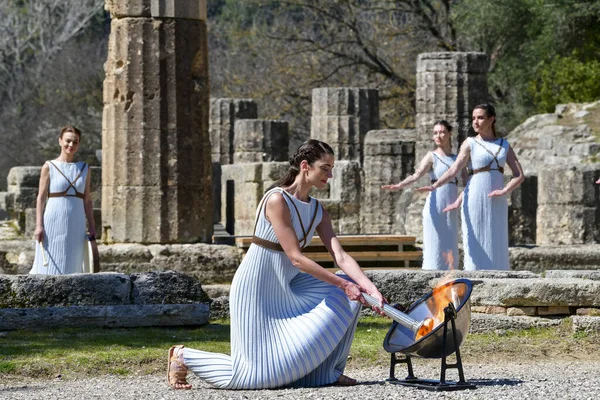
(468, 166, 504, 175)
(48, 191, 84, 199)
(431, 179, 458, 185)
(251, 236, 284, 252)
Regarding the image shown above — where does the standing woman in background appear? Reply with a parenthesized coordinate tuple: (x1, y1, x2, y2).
(418, 104, 525, 270)
(30, 126, 96, 275)
(382, 120, 466, 270)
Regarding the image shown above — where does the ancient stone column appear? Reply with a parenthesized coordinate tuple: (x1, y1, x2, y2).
(210, 98, 258, 165)
(537, 165, 600, 245)
(362, 130, 416, 234)
(416, 52, 489, 161)
(233, 120, 289, 163)
(311, 88, 379, 165)
(102, 0, 212, 244)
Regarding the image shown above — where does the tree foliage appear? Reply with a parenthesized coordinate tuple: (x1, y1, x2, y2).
(0, 0, 106, 188)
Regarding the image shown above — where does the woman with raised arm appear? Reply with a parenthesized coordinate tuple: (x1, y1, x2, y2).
(417, 104, 525, 270)
(29, 126, 96, 275)
(167, 139, 386, 390)
(382, 120, 466, 270)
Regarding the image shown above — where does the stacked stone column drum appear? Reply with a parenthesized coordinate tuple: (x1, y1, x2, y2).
(311, 88, 379, 166)
(416, 52, 489, 161)
(537, 165, 600, 245)
(102, 0, 212, 244)
(362, 130, 416, 234)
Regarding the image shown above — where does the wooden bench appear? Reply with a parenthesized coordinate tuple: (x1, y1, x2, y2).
(235, 234, 422, 268)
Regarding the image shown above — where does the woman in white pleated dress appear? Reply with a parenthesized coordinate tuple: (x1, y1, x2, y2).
(382, 120, 465, 270)
(29, 126, 96, 275)
(167, 139, 386, 390)
(418, 104, 525, 270)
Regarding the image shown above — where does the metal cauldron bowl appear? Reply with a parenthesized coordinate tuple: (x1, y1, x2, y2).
(383, 278, 473, 359)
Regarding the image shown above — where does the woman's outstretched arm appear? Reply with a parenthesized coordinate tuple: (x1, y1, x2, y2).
(34, 163, 50, 243)
(417, 140, 471, 192)
(382, 152, 433, 191)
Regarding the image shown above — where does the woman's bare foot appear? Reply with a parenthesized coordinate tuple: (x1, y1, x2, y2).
(336, 374, 358, 386)
(167, 345, 192, 390)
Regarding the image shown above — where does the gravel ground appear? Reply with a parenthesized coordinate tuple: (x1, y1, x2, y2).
(1, 361, 598, 399)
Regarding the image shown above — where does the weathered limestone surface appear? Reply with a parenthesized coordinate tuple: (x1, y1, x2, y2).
(469, 314, 562, 334)
(0, 241, 243, 284)
(210, 98, 258, 164)
(311, 88, 379, 165)
(510, 245, 600, 272)
(508, 101, 600, 175)
(106, 0, 206, 19)
(324, 160, 362, 234)
(362, 130, 416, 234)
(233, 120, 289, 163)
(536, 165, 600, 245)
(545, 270, 600, 280)
(508, 175, 537, 245)
(571, 316, 600, 333)
(1, 304, 209, 330)
(102, 5, 212, 244)
(0, 271, 210, 330)
(415, 52, 489, 161)
(470, 278, 600, 307)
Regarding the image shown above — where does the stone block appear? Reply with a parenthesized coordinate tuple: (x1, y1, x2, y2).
(130, 270, 209, 304)
(233, 119, 289, 163)
(470, 278, 600, 307)
(469, 313, 562, 334)
(536, 306, 571, 316)
(508, 175, 537, 245)
(105, 0, 152, 17)
(416, 52, 489, 159)
(210, 98, 258, 164)
(0, 304, 209, 330)
(311, 88, 379, 165)
(0, 273, 132, 308)
(7, 167, 41, 188)
(221, 163, 262, 184)
(571, 316, 600, 333)
(150, 0, 207, 20)
(538, 165, 600, 206)
(506, 306, 537, 316)
(471, 306, 506, 314)
(576, 308, 600, 316)
(536, 205, 599, 245)
(545, 270, 600, 280)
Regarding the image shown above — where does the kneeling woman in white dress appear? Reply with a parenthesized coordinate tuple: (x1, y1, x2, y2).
(167, 139, 386, 390)
(382, 120, 466, 270)
(418, 105, 525, 270)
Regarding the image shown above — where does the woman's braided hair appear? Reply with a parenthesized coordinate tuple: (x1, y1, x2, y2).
(267, 139, 334, 191)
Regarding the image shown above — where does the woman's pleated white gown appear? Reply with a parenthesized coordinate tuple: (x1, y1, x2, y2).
(422, 152, 459, 270)
(461, 138, 510, 270)
(30, 161, 88, 275)
(183, 188, 362, 389)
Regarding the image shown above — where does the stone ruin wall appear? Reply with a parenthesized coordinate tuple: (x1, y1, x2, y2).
(211, 52, 600, 247)
(0, 51, 599, 250)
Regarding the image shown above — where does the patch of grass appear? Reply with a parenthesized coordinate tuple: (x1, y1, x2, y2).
(1, 316, 599, 381)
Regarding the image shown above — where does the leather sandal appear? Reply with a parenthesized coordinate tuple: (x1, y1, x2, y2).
(167, 345, 192, 390)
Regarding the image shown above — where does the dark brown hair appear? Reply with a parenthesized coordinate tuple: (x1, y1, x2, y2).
(473, 104, 497, 137)
(433, 119, 453, 149)
(268, 139, 334, 191)
(60, 125, 82, 139)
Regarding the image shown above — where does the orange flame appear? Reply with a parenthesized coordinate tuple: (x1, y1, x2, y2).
(414, 250, 462, 341)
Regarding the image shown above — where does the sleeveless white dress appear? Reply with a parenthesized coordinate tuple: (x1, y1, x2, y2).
(422, 152, 459, 270)
(461, 138, 509, 270)
(30, 161, 88, 275)
(183, 188, 362, 389)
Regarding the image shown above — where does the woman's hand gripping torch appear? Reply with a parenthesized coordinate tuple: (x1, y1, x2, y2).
(38, 241, 49, 267)
(362, 293, 435, 341)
